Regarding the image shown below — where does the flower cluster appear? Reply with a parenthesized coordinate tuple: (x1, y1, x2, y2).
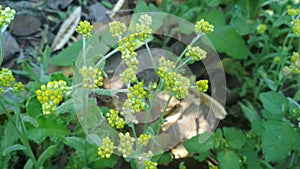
(289, 52, 300, 74)
(196, 79, 209, 92)
(122, 81, 148, 113)
(0, 68, 24, 95)
(157, 57, 191, 99)
(137, 134, 151, 146)
(0, 5, 16, 31)
(98, 137, 114, 158)
(292, 19, 300, 37)
(35, 80, 68, 115)
(106, 109, 125, 129)
(144, 160, 158, 169)
(109, 21, 127, 38)
(117, 132, 135, 158)
(120, 66, 138, 84)
(287, 7, 300, 16)
(76, 20, 93, 39)
(257, 24, 267, 34)
(185, 46, 207, 61)
(79, 66, 104, 89)
(0, 68, 15, 87)
(135, 14, 153, 41)
(195, 19, 214, 34)
(118, 34, 138, 66)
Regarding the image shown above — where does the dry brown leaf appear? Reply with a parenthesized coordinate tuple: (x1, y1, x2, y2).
(51, 7, 81, 51)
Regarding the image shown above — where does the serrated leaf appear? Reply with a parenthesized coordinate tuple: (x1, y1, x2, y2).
(259, 91, 287, 119)
(26, 96, 42, 118)
(63, 137, 85, 161)
(1, 121, 18, 149)
(37, 145, 57, 166)
(27, 116, 70, 143)
(21, 115, 38, 128)
(2, 144, 26, 156)
(205, 26, 248, 59)
(183, 132, 214, 153)
(52, 7, 81, 51)
(223, 127, 246, 149)
(262, 120, 297, 162)
(217, 150, 241, 169)
(51, 40, 82, 66)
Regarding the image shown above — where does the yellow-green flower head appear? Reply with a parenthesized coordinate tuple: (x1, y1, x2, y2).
(291, 52, 300, 63)
(195, 19, 214, 34)
(117, 132, 135, 158)
(0, 68, 15, 87)
(137, 134, 151, 146)
(13, 82, 24, 93)
(109, 20, 127, 38)
(76, 20, 93, 39)
(98, 137, 114, 158)
(185, 46, 207, 61)
(196, 79, 209, 92)
(35, 80, 68, 114)
(290, 52, 300, 75)
(292, 19, 300, 36)
(135, 14, 153, 41)
(144, 160, 158, 169)
(256, 24, 267, 34)
(79, 66, 104, 89)
(0, 88, 4, 96)
(0, 5, 16, 30)
(287, 7, 300, 16)
(120, 66, 138, 84)
(172, 74, 191, 99)
(273, 56, 280, 62)
(106, 109, 125, 129)
(128, 82, 147, 99)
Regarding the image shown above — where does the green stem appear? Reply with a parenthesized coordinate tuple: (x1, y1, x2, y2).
(82, 36, 87, 66)
(0, 32, 4, 66)
(0, 99, 38, 168)
(128, 123, 137, 139)
(175, 33, 201, 65)
(95, 48, 119, 67)
(155, 94, 173, 134)
(144, 41, 156, 69)
(176, 57, 193, 70)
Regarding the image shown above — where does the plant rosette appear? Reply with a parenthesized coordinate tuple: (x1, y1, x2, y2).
(72, 12, 227, 162)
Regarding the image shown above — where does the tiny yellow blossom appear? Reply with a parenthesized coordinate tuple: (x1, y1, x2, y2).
(195, 19, 214, 33)
(76, 20, 93, 39)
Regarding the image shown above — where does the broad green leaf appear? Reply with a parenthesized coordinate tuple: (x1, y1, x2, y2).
(134, 1, 160, 13)
(217, 150, 241, 169)
(51, 40, 82, 66)
(50, 72, 69, 82)
(223, 127, 246, 149)
(205, 26, 248, 59)
(37, 145, 57, 167)
(207, 0, 222, 7)
(1, 121, 18, 149)
(21, 115, 38, 128)
(27, 116, 70, 143)
(243, 151, 263, 169)
(2, 144, 26, 156)
(262, 120, 297, 162)
(56, 99, 74, 115)
(183, 132, 214, 153)
(200, 10, 226, 27)
(157, 152, 172, 165)
(26, 96, 42, 118)
(193, 151, 211, 162)
(88, 154, 119, 169)
(251, 119, 264, 136)
(63, 137, 85, 161)
(259, 91, 287, 119)
(231, 15, 256, 35)
(293, 89, 300, 101)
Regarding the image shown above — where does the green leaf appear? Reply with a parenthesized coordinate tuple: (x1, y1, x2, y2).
(207, 0, 222, 7)
(63, 137, 85, 161)
(157, 152, 172, 165)
(24, 159, 33, 169)
(183, 132, 214, 153)
(21, 115, 38, 128)
(42, 45, 51, 73)
(51, 40, 82, 66)
(205, 26, 248, 59)
(50, 72, 69, 82)
(1, 121, 18, 149)
(217, 150, 241, 169)
(26, 96, 42, 118)
(27, 116, 70, 143)
(239, 102, 260, 123)
(243, 151, 263, 169)
(223, 127, 246, 149)
(56, 99, 74, 115)
(231, 15, 256, 35)
(2, 144, 26, 156)
(134, 1, 160, 13)
(88, 154, 119, 169)
(21, 62, 40, 81)
(259, 91, 287, 119)
(200, 10, 226, 27)
(293, 89, 300, 101)
(261, 120, 297, 162)
(37, 145, 57, 167)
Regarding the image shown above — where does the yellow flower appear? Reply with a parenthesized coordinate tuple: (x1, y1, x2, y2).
(106, 109, 125, 129)
(109, 21, 127, 38)
(0, 5, 16, 30)
(13, 82, 24, 93)
(185, 46, 207, 61)
(117, 132, 135, 158)
(0, 68, 15, 87)
(79, 66, 104, 89)
(195, 19, 214, 33)
(292, 19, 300, 36)
(257, 24, 267, 34)
(196, 79, 209, 92)
(76, 20, 93, 39)
(98, 137, 114, 158)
